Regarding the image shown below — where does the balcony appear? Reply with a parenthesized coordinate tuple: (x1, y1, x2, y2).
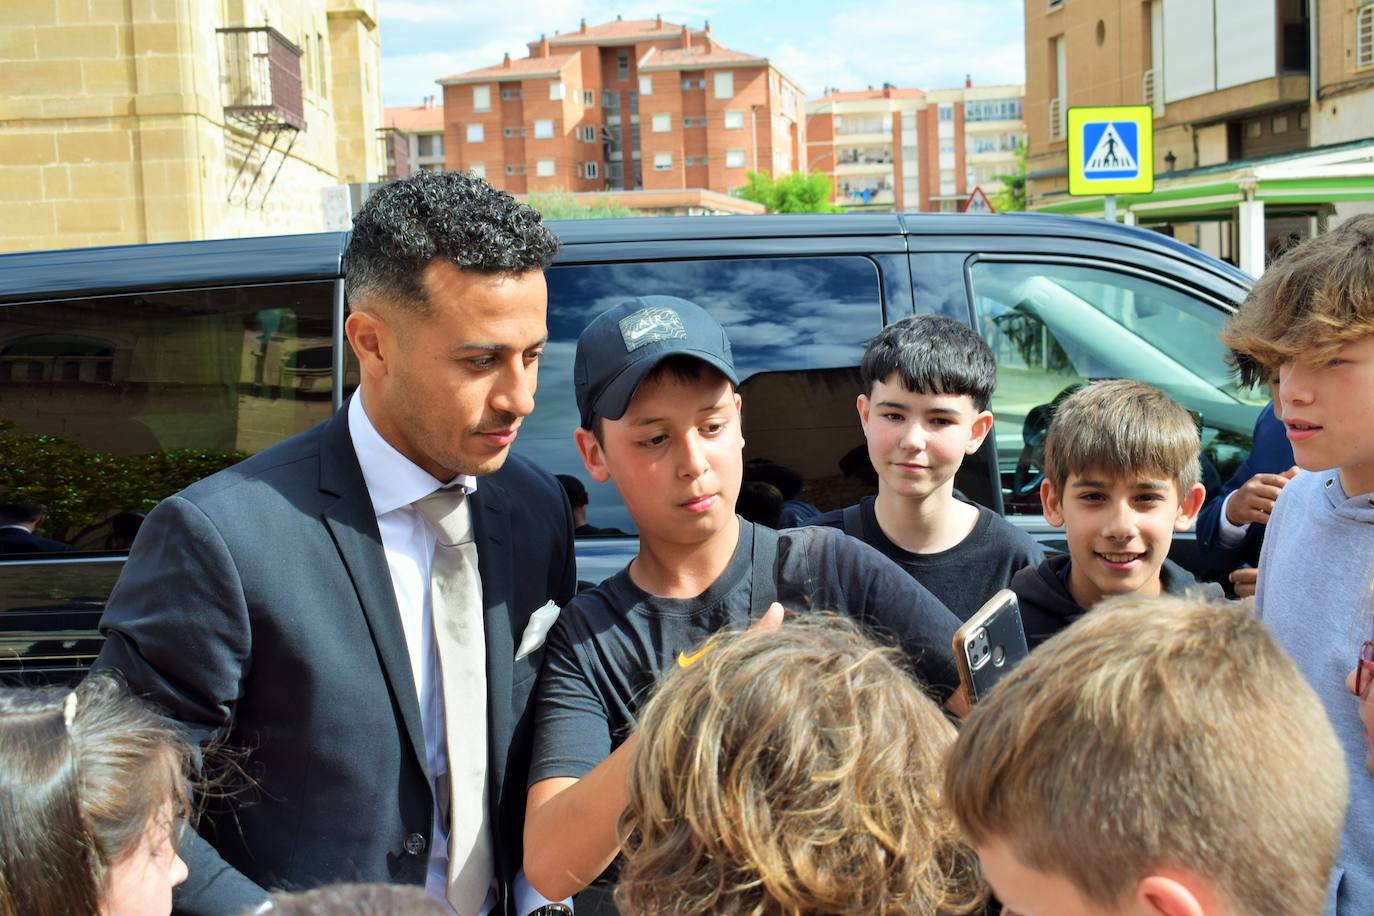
(217, 27, 305, 130)
(1047, 98, 1064, 142)
(1142, 68, 1163, 117)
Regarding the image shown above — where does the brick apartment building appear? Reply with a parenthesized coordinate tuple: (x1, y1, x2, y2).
(384, 96, 446, 177)
(806, 82, 1025, 211)
(436, 16, 807, 197)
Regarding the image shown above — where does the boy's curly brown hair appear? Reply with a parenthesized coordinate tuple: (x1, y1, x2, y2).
(614, 615, 986, 916)
(1221, 214, 1374, 369)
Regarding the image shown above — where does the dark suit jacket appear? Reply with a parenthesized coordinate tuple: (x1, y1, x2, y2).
(0, 526, 73, 554)
(1195, 401, 1293, 573)
(95, 402, 576, 916)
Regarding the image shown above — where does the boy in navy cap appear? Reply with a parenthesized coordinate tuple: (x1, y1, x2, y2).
(520, 295, 967, 903)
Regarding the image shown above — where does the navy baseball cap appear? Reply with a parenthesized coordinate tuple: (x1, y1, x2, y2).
(574, 295, 739, 429)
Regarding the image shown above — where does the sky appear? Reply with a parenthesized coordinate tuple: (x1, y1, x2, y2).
(378, 0, 1027, 108)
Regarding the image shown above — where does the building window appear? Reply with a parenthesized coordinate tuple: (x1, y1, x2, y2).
(682, 71, 705, 90)
(939, 104, 953, 122)
(580, 125, 597, 142)
(651, 113, 671, 132)
(505, 163, 525, 175)
(639, 75, 653, 96)
(536, 158, 555, 176)
(965, 98, 1023, 122)
(549, 80, 565, 101)
(473, 85, 491, 112)
(533, 118, 554, 139)
(618, 50, 630, 81)
(726, 149, 745, 168)
(724, 109, 744, 129)
(466, 124, 484, 143)
(653, 152, 673, 170)
(602, 90, 620, 110)
(584, 161, 599, 179)
(503, 125, 525, 138)
(501, 87, 522, 101)
(684, 156, 694, 166)
(714, 71, 734, 99)
(1360, 2, 1374, 67)
(469, 162, 485, 178)
(583, 89, 595, 106)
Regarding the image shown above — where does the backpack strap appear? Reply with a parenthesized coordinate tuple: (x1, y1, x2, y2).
(749, 522, 780, 618)
(842, 504, 865, 540)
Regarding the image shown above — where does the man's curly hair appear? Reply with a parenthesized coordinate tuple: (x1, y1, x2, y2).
(615, 616, 986, 916)
(344, 170, 560, 314)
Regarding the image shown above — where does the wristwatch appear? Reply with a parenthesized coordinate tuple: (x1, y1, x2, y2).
(527, 906, 573, 916)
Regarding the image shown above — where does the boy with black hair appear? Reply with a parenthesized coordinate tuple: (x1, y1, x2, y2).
(1011, 379, 1220, 648)
(813, 315, 1043, 620)
(521, 295, 966, 903)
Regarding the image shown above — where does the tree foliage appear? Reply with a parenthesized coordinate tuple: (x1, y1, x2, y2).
(527, 190, 638, 220)
(0, 417, 246, 544)
(991, 140, 1027, 212)
(738, 170, 846, 213)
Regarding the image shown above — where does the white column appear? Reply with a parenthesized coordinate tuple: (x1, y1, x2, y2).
(1122, 210, 1137, 226)
(1238, 200, 1266, 278)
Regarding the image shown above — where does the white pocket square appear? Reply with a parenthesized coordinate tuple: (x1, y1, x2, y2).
(515, 601, 561, 661)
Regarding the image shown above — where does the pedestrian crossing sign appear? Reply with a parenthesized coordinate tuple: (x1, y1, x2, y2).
(1067, 105, 1154, 196)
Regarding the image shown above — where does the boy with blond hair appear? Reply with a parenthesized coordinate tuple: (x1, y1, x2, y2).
(1010, 378, 1219, 646)
(1221, 214, 1374, 914)
(945, 594, 1349, 916)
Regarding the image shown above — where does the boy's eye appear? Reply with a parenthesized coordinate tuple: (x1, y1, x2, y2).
(702, 422, 725, 435)
(882, 412, 904, 422)
(639, 434, 668, 448)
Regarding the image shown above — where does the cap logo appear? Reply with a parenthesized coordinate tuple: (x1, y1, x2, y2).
(618, 306, 687, 352)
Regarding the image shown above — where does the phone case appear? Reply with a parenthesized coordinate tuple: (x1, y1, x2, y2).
(951, 588, 1031, 702)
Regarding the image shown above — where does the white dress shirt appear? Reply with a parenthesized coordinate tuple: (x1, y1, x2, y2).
(348, 396, 562, 916)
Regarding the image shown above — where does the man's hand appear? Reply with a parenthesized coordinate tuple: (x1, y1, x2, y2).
(1225, 466, 1299, 527)
(1229, 566, 1260, 599)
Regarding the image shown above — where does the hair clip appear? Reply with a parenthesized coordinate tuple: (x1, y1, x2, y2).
(62, 691, 78, 730)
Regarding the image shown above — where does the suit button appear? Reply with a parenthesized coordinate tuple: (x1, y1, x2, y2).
(404, 833, 427, 856)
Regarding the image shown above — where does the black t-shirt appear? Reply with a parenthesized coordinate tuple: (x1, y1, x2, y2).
(530, 520, 961, 783)
(812, 496, 1045, 621)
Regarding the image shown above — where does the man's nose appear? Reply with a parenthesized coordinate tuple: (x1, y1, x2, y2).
(491, 360, 536, 418)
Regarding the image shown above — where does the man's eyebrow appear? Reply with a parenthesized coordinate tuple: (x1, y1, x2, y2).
(448, 336, 548, 353)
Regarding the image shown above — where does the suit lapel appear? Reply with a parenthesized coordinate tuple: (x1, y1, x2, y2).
(469, 478, 515, 803)
(318, 407, 430, 783)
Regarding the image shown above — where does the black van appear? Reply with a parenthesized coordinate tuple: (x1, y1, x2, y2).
(0, 212, 1256, 683)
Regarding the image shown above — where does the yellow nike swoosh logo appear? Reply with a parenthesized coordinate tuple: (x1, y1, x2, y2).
(677, 638, 719, 669)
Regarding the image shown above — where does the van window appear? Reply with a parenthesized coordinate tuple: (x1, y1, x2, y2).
(517, 256, 888, 535)
(967, 260, 1264, 515)
(0, 281, 337, 554)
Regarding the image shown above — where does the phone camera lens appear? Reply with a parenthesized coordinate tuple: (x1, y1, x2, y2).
(992, 645, 1006, 666)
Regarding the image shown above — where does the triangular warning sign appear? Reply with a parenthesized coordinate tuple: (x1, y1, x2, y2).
(1085, 123, 1136, 172)
(962, 186, 995, 214)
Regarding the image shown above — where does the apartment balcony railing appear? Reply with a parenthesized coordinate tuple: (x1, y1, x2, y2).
(1142, 68, 1164, 116)
(1048, 98, 1065, 142)
(218, 27, 306, 131)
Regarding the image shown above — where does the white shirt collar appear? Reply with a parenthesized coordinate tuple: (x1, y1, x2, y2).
(347, 393, 476, 517)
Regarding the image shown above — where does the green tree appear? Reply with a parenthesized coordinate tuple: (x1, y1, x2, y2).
(991, 140, 1027, 212)
(527, 189, 637, 220)
(738, 170, 845, 213)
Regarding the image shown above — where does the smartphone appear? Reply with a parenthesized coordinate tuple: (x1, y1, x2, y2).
(952, 589, 1030, 703)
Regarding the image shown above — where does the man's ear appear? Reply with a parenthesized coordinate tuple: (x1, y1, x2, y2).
(1134, 873, 1208, 916)
(966, 409, 995, 454)
(856, 393, 871, 430)
(574, 427, 611, 484)
(1040, 478, 1066, 528)
(344, 309, 392, 381)
(1173, 481, 1207, 532)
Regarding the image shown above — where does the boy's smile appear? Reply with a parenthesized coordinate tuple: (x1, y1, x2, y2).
(1278, 334, 1374, 496)
(1041, 470, 1204, 610)
(857, 376, 993, 504)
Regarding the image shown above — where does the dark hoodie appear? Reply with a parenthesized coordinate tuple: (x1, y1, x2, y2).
(1011, 554, 1225, 648)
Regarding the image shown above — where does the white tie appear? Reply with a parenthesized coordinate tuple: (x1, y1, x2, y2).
(414, 488, 492, 915)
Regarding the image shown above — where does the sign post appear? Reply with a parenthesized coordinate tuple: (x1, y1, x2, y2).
(1066, 105, 1153, 221)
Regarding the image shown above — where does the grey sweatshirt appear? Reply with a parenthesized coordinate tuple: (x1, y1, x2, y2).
(1256, 470, 1374, 915)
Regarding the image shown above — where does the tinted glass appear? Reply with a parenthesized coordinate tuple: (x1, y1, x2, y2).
(0, 282, 337, 554)
(516, 257, 888, 535)
(968, 260, 1264, 514)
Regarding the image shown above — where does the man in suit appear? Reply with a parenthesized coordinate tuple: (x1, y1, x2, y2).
(95, 172, 576, 916)
(1195, 399, 1296, 597)
(0, 502, 73, 554)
